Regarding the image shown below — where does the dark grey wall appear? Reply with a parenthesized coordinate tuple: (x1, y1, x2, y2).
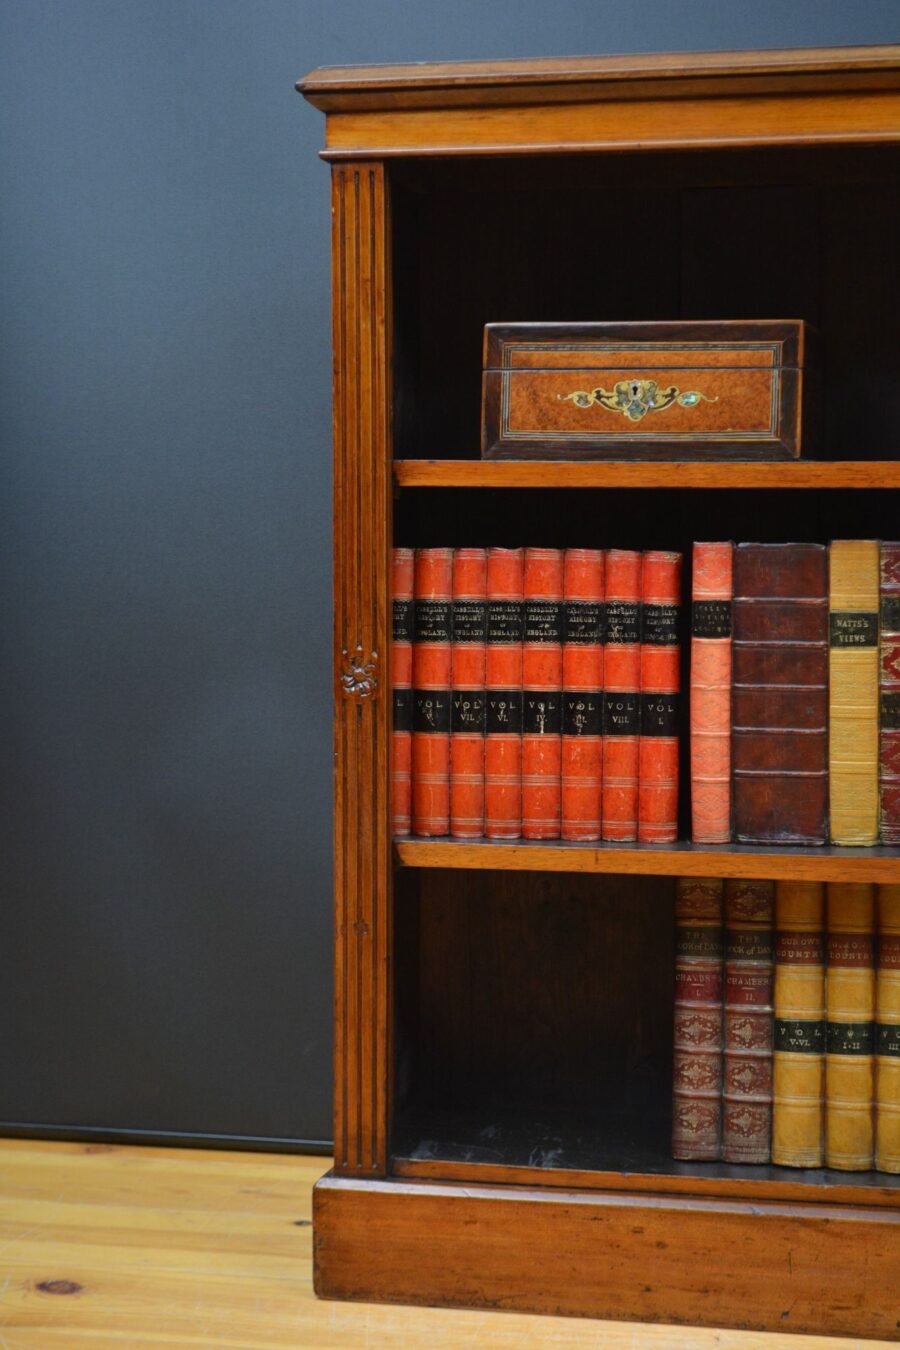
(2, 2, 898, 1147)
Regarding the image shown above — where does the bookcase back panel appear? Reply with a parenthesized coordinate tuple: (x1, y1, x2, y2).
(391, 145, 900, 463)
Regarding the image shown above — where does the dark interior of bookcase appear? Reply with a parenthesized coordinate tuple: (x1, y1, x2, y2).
(390, 143, 900, 463)
(390, 867, 898, 1191)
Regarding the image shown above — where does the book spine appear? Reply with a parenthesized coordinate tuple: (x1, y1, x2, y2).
(880, 543, 900, 843)
(732, 543, 829, 844)
(690, 541, 734, 844)
(561, 549, 605, 842)
(450, 548, 487, 839)
(772, 881, 826, 1168)
(638, 550, 682, 844)
(723, 879, 774, 1163)
(522, 549, 564, 839)
(602, 550, 642, 842)
(485, 548, 524, 840)
(672, 877, 724, 1161)
(829, 540, 880, 845)
(826, 883, 876, 1171)
(391, 547, 415, 836)
(876, 883, 900, 1173)
(411, 548, 453, 836)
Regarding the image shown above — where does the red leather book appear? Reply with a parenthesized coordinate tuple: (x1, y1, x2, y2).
(561, 549, 604, 841)
(639, 550, 682, 844)
(723, 879, 775, 1164)
(602, 550, 642, 842)
(672, 877, 724, 1162)
(732, 543, 828, 844)
(522, 548, 564, 839)
(485, 548, 524, 840)
(391, 547, 415, 837)
(411, 548, 453, 836)
(690, 542, 734, 843)
(881, 543, 900, 843)
(450, 548, 487, 839)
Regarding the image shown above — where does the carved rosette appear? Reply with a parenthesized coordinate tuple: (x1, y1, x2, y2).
(340, 646, 379, 700)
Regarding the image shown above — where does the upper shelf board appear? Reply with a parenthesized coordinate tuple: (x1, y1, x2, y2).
(393, 460, 900, 490)
(297, 44, 900, 159)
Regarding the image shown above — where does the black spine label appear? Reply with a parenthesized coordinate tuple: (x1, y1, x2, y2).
(881, 691, 900, 731)
(726, 930, 775, 962)
(393, 598, 414, 643)
(774, 1019, 826, 1054)
(452, 599, 487, 644)
(564, 601, 605, 645)
(882, 596, 900, 632)
(642, 603, 679, 645)
(523, 693, 562, 735)
(485, 690, 522, 735)
(829, 611, 878, 648)
(826, 1021, 875, 1055)
(692, 599, 732, 639)
(562, 693, 602, 736)
(877, 1023, 900, 1058)
(412, 691, 450, 734)
(415, 600, 451, 643)
(602, 693, 639, 736)
(393, 688, 412, 733)
(606, 601, 640, 646)
(677, 926, 723, 960)
(487, 600, 523, 644)
(451, 689, 485, 733)
(524, 600, 564, 644)
(639, 692, 679, 737)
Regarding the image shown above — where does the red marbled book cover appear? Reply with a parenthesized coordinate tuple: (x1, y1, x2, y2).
(450, 548, 487, 839)
(881, 543, 900, 843)
(411, 548, 453, 836)
(485, 548, 524, 839)
(639, 550, 682, 843)
(391, 547, 415, 836)
(602, 550, 641, 842)
(561, 549, 604, 841)
(522, 548, 564, 839)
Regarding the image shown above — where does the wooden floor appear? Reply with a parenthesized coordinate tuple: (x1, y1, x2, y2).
(0, 1139, 891, 1348)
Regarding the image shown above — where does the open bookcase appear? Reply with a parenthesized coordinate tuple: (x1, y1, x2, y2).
(298, 47, 900, 1339)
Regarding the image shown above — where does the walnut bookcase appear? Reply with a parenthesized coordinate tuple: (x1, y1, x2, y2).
(298, 47, 900, 1339)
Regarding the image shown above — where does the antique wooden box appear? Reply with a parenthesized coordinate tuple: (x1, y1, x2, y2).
(481, 320, 818, 460)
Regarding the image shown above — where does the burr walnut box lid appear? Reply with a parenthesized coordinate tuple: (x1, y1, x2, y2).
(481, 320, 819, 461)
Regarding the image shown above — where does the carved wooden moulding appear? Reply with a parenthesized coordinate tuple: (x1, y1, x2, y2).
(481, 320, 818, 461)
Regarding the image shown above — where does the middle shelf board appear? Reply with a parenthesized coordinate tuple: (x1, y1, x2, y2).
(394, 460, 900, 490)
(395, 838, 900, 882)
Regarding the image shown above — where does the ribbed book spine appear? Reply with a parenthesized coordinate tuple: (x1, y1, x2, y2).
(723, 880, 774, 1163)
(826, 883, 876, 1171)
(880, 543, 900, 843)
(522, 548, 564, 839)
(561, 549, 604, 841)
(772, 881, 825, 1167)
(829, 539, 880, 845)
(450, 548, 487, 839)
(391, 547, 415, 837)
(672, 878, 724, 1161)
(602, 550, 642, 842)
(485, 548, 524, 840)
(690, 542, 733, 843)
(411, 548, 453, 836)
(876, 883, 900, 1173)
(732, 543, 828, 844)
(639, 550, 682, 844)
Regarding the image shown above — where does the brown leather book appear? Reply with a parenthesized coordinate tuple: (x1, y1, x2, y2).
(723, 880, 775, 1164)
(672, 877, 724, 1161)
(732, 543, 828, 844)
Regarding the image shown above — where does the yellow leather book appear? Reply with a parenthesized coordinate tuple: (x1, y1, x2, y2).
(828, 539, 880, 845)
(826, 883, 875, 1170)
(876, 883, 900, 1173)
(772, 881, 825, 1167)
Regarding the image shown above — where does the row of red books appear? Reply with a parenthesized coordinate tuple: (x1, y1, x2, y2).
(391, 546, 681, 841)
(690, 540, 900, 847)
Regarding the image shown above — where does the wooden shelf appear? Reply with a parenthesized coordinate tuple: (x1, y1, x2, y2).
(394, 459, 900, 490)
(395, 837, 900, 882)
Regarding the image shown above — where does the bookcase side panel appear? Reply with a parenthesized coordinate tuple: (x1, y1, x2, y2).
(331, 161, 392, 1176)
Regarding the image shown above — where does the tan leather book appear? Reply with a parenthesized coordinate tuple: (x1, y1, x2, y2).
(829, 540, 880, 845)
(826, 883, 876, 1171)
(876, 883, 900, 1173)
(772, 881, 825, 1167)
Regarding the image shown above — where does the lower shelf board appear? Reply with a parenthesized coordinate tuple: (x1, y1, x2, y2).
(314, 1170, 900, 1339)
(391, 1103, 900, 1208)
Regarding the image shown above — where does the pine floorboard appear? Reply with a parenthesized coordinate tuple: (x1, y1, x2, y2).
(0, 1138, 890, 1349)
